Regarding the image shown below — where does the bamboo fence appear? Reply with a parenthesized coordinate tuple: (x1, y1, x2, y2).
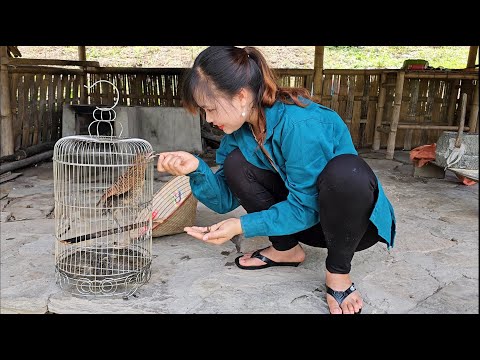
(2, 58, 478, 155)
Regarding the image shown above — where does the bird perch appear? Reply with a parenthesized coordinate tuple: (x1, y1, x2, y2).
(60, 220, 149, 244)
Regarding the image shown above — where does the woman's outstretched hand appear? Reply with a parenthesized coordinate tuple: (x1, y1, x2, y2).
(184, 218, 243, 245)
(157, 151, 199, 176)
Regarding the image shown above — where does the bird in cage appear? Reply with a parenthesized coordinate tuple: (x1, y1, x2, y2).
(96, 151, 156, 226)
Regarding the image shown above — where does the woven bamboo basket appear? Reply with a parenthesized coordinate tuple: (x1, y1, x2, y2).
(149, 175, 198, 237)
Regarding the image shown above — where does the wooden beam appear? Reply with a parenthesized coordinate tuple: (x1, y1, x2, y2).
(324, 69, 383, 75)
(386, 71, 405, 160)
(313, 46, 324, 99)
(397, 124, 470, 131)
(467, 46, 478, 69)
(7, 46, 21, 57)
(404, 72, 478, 80)
(0, 46, 14, 156)
(78, 46, 87, 61)
(5, 58, 99, 67)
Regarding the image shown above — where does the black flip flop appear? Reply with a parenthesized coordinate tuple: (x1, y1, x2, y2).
(326, 283, 362, 314)
(234, 247, 301, 270)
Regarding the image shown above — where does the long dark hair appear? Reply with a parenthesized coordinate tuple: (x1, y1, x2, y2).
(181, 46, 314, 144)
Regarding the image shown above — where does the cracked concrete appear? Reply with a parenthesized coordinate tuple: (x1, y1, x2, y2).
(0, 150, 478, 314)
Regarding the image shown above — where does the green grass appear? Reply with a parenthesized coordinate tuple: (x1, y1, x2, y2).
(17, 46, 473, 69)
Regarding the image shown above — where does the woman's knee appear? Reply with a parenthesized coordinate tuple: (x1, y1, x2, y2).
(317, 154, 377, 194)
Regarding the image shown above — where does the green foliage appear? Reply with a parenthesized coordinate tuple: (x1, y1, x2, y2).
(324, 46, 471, 69)
(17, 46, 472, 70)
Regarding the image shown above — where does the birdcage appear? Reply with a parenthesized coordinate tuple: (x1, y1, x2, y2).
(53, 80, 154, 298)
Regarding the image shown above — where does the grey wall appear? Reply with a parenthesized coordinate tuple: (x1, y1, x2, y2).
(63, 105, 203, 154)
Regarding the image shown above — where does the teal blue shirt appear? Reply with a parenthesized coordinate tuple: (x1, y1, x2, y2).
(189, 99, 396, 247)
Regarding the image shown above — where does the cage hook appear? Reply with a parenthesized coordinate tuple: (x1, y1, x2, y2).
(85, 80, 123, 137)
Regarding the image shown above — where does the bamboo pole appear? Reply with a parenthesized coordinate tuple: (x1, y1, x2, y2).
(386, 71, 405, 159)
(313, 46, 324, 100)
(468, 81, 479, 133)
(0, 46, 14, 156)
(467, 46, 478, 69)
(372, 72, 387, 150)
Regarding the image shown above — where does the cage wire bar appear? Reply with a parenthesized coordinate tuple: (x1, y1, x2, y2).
(53, 80, 154, 297)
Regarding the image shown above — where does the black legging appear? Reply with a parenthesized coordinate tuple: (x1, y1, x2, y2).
(223, 149, 385, 274)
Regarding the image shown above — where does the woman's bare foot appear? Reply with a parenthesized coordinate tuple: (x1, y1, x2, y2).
(237, 244, 305, 267)
(325, 270, 363, 314)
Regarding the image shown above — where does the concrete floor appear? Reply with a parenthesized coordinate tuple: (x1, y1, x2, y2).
(0, 150, 478, 314)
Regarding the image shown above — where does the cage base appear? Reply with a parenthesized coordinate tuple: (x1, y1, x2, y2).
(55, 246, 152, 297)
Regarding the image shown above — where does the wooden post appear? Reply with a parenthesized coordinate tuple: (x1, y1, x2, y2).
(0, 46, 14, 156)
(372, 72, 387, 150)
(468, 81, 479, 133)
(313, 46, 324, 101)
(78, 46, 87, 61)
(78, 46, 87, 103)
(467, 46, 478, 69)
(386, 71, 405, 160)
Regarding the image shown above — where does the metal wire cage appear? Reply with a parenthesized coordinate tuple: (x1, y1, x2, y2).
(53, 80, 154, 298)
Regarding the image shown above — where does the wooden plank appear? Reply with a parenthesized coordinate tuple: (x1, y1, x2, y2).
(54, 74, 63, 140)
(7, 58, 99, 67)
(72, 74, 80, 104)
(20, 75, 30, 147)
(322, 74, 332, 109)
(46, 74, 54, 142)
(386, 71, 405, 159)
(332, 75, 341, 110)
(364, 74, 379, 147)
(338, 75, 348, 121)
(0, 46, 14, 156)
(9, 72, 21, 150)
(447, 80, 460, 126)
(397, 124, 470, 130)
(165, 75, 173, 107)
(404, 72, 478, 80)
(38, 74, 48, 143)
(414, 79, 429, 147)
(350, 75, 363, 146)
(468, 81, 479, 133)
(345, 76, 355, 126)
(324, 69, 383, 75)
(32, 74, 41, 145)
(372, 73, 387, 150)
(431, 80, 443, 124)
(65, 74, 72, 105)
(274, 69, 313, 77)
